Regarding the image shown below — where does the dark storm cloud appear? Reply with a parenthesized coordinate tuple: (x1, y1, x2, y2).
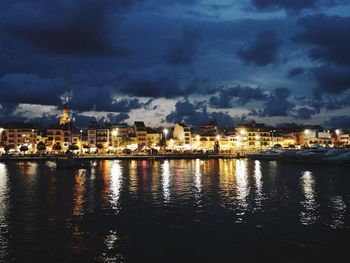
(287, 67, 305, 78)
(72, 87, 143, 112)
(209, 86, 267, 108)
(237, 31, 282, 66)
(71, 115, 98, 128)
(107, 113, 130, 123)
(324, 115, 350, 128)
(2, 0, 133, 56)
(250, 88, 294, 117)
(165, 27, 201, 65)
(0, 102, 18, 117)
(295, 14, 350, 98)
(73, 113, 129, 127)
(166, 100, 245, 128)
(311, 65, 350, 93)
(0, 74, 66, 105)
(291, 107, 317, 120)
(251, 0, 317, 12)
(251, 0, 347, 12)
(299, 95, 350, 114)
(0, 0, 349, 125)
(295, 14, 350, 65)
(120, 70, 197, 98)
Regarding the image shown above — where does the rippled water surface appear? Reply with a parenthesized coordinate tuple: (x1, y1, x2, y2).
(0, 159, 350, 262)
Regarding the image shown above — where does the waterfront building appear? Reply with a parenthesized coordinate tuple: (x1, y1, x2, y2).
(339, 133, 350, 146)
(200, 120, 218, 135)
(191, 134, 218, 151)
(270, 133, 296, 148)
(109, 123, 132, 150)
(235, 122, 271, 150)
(146, 128, 161, 147)
(45, 126, 71, 151)
(299, 129, 333, 147)
(134, 121, 147, 146)
(88, 123, 110, 152)
(173, 123, 192, 147)
(1, 124, 37, 152)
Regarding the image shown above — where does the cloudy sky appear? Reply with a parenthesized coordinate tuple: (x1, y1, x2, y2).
(1, 0, 350, 128)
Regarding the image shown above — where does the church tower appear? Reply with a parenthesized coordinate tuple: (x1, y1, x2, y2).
(59, 106, 70, 125)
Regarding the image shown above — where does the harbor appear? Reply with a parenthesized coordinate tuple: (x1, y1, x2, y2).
(1, 158, 349, 262)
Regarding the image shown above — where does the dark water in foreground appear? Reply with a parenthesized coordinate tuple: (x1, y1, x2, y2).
(0, 159, 349, 262)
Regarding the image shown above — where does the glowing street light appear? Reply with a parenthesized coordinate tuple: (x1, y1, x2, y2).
(163, 128, 169, 138)
(111, 129, 119, 151)
(112, 129, 118, 137)
(335, 129, 340, 136)
(304, 129, 310, 135)
(216, 135, 221, 140)
(239, 128, 247, 135)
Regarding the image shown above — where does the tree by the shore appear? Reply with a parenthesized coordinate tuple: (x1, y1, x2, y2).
(69, 144, 79, 151)
(52, 143, 62, 152)
(37, 141, 46, 152)
(20, 145, 29, 154)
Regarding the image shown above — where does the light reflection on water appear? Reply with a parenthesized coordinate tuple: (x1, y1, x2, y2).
(0, 163, 8, 260)
(110, 161, 122, 211)
(161, 160, 170, 203)
(254, 160, 264, 209)
(329, 196, 346, 229)
(300, 171, 318, 225)
(194, 159, 202, 202)
(235, 159, 249, 211)
(0, 159, 349, 262)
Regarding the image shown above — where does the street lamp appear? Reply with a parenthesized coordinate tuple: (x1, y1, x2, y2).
(111, 128, 118, 152)
(163, 128, 169, 139)
(240, 128, 247, 135)
(163, 128, 169, 150)
(335, 129, 340, 136)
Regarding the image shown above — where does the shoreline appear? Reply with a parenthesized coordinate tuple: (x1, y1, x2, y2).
(0, 153, 245, 162)
(1, 153, 350, 165)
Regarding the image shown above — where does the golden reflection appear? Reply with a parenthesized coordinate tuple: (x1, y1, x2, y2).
(161, 160, 170, 202)
(219, 159, 235, 189)
(18, 162, 38, 184)
(129, 161, 138, 194)
(73, 170, 86, 216)
(299, 171, 318, 225)
(194, 159, 202, 199)
(150, 161, 161, 200)
(110, 161, 122, 211)
(235, 159, 249, 209)
(0, 163, 8, 223)
(101, 161, 111, 206)
(218, 160, 236, 206)
(254, 160, 264, 208)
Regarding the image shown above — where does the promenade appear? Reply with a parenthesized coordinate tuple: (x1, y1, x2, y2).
(0, 153, 246, 162)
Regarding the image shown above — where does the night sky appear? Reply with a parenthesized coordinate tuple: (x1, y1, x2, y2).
(1, 0, 350, 128)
